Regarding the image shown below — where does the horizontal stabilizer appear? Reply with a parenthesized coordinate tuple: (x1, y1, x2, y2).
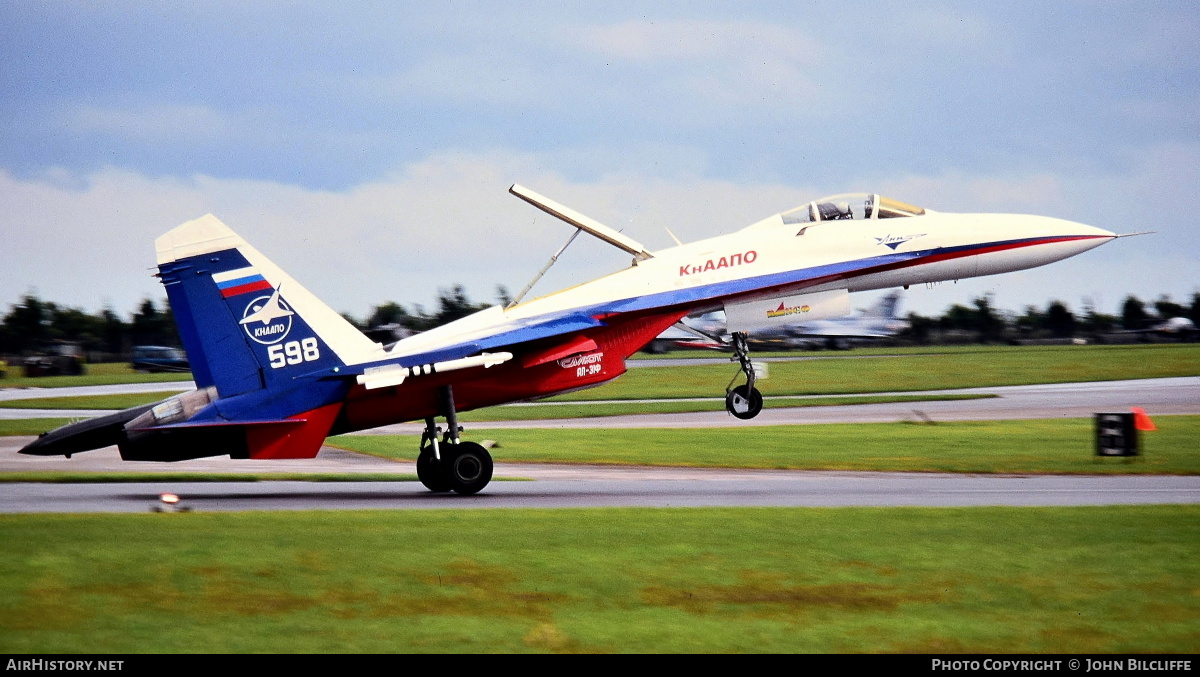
(19, 405, 155, 456)
(118, 403, 342, 461)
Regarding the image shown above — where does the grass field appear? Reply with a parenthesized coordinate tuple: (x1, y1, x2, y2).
(0, 391, 992, 417)
(0, 362, 191, 389)
(1, 506, 1196, 653)
(458, 393, 993, 421)
(1, 346, 1196, 654)
(561, 344, 1200, 400)
(0, 393, 181, 410)
(331, 416, 1200, 475)
(0, 420, 76, 436)
(628, 343, 1196, 360)
(0, 344, 1194, 417)
(0, 345, 1195, 397)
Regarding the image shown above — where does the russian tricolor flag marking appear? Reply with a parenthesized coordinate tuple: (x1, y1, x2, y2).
(214, 267, 273, 298)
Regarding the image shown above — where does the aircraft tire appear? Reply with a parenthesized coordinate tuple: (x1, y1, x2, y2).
(445, 442, 493, 496)
(416, 446, 453, 492)
(725, 385, 764, 420)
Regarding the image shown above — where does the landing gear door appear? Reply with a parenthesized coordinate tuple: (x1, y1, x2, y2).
(724, 289, 851, 334)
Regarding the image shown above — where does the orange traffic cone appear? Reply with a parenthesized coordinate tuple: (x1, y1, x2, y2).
(1131, 407, 1156, 432)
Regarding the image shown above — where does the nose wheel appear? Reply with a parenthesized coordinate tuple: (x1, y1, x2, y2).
(724, 331, 763, 419)
(725, 384, 763, 419)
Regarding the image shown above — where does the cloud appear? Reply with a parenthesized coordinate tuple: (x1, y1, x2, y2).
(370, 17, 830, 130)
(875, 172, 1069, 216)
(59, 104, 236, 143)
(572, 19, 817, 64)
(1, 143, 1195, 322)
(571, 19, 823, 112)
(0, 151, 813, 317)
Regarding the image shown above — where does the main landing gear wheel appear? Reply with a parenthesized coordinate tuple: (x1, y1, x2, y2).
(416, 388, 494, 495)
(417, 445, 452, 492)
(417, 443, 494, 494)
(444, 442, 494, 496)
(725, 384, 763, 420)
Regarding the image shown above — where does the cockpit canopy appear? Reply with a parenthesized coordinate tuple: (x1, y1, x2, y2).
(780, 193, 927, 225)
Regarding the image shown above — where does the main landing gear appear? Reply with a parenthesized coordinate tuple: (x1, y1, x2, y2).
(417, 386, 493, 495)
(724, 331, 763, 420)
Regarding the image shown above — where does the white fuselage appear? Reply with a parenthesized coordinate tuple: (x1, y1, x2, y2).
(392, 209, 1114, 358)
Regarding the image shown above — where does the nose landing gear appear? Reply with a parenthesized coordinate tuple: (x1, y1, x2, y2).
(724, 331, 763, 419)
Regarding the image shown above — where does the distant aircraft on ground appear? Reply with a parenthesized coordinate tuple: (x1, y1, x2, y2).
(1118, 316, 1199, 342)
(130, 345, 190, 373)
(654, 290, 909, 351)
(23, 189, 1117, 494)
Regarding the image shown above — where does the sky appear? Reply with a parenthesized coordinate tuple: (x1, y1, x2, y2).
(1, 1, 1197, 321)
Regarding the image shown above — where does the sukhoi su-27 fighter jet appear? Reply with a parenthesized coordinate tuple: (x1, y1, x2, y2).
(22, 186, 1118, 494)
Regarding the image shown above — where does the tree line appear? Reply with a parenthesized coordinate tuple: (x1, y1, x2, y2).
(906, 293, 1200, 344)
(0, 296, 179, 358)
(0, 284, 508, 359)
(1, 286, 1196, 359)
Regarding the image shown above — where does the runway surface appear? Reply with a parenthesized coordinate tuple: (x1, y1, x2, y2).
(0, 380, 193, 402)
(1, 377, 1195, 513)
(3, 467, 1198, 513)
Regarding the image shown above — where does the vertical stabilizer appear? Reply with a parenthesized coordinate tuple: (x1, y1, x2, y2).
(155, 215, 382, 397)
(866, 292, 902, 319)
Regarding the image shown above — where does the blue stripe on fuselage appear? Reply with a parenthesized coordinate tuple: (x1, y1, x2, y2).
(578, 235, 1081, 319)
(459, 235, 1078, 353)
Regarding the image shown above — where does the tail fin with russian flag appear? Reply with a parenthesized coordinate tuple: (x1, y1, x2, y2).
(155, 214, 383, 398)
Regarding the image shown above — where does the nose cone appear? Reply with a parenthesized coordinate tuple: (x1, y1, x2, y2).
(1028, 214, 1115, 239)
(1064, 219, 1116, 242)
(1021, 215, 1116, 260)
(962, 213, 1117, 278)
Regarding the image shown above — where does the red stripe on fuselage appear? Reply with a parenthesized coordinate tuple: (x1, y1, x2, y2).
(909, 235, 1104, 265)
(844, 235, 1110, 284)
(724, 235, 1108, 305)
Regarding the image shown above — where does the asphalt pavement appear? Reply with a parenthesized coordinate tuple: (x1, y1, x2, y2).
(3, 469, 1198, 513)
(1, 376, 1195, 513)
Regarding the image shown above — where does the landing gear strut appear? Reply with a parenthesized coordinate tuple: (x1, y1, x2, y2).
(416, 386, 493, 495)
(724, 331, 763, 419)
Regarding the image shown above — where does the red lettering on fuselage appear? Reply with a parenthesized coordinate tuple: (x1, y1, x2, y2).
(678, 250, 757, 277)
